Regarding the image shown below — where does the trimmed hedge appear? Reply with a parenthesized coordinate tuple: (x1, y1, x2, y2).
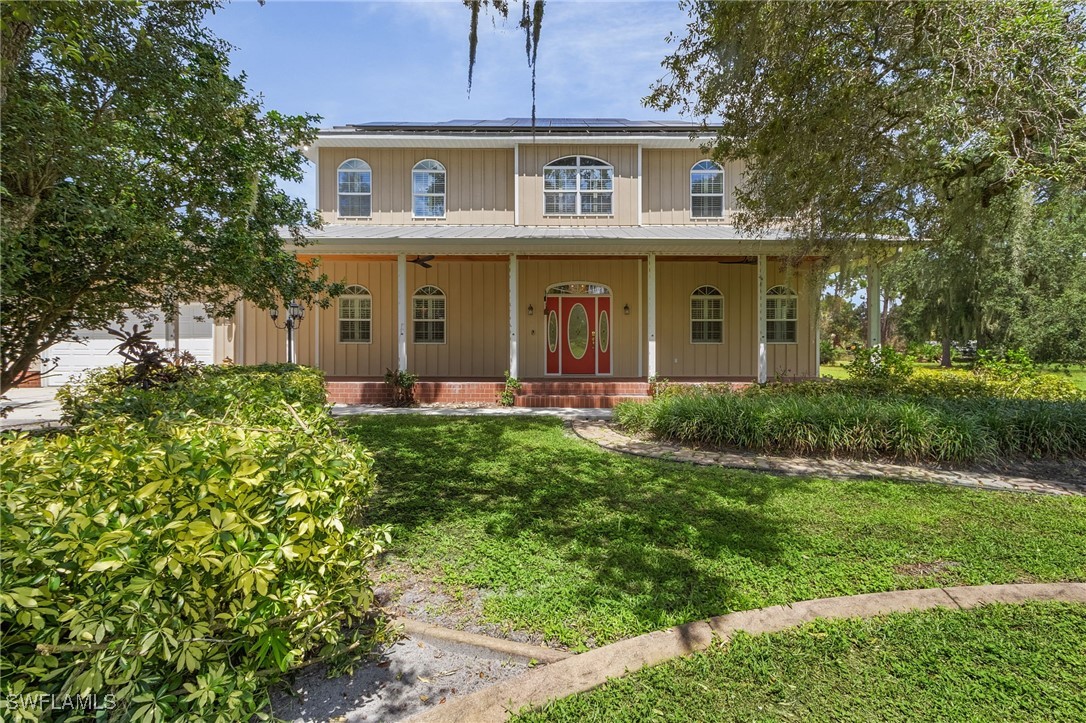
(615, 390, 1086, 464)
(1, 365, 389, 722)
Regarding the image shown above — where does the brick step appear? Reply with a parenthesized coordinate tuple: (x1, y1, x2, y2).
(514, 394, 650, 409)
(518, 382, 649, 395)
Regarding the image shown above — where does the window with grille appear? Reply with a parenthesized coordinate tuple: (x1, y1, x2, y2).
(766, 285, 798, 343)
(338, 284, 371, 343)
(691, 285, 724, 343)
(412, 159, 446, 218)
(691, 160, 725, 218)
(543, 156, 613, 215)
(338, 159, 372, 217)
(413, 285, 446, 343)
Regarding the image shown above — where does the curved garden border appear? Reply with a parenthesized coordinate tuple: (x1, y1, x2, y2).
(408, 582, 1086, 722)
(571, 420, 1085, 496)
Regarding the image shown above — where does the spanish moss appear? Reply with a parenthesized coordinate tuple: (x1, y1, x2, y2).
(465, 0, 543, 127)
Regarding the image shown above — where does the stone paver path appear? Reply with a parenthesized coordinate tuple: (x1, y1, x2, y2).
(572, 421, 1085, 497)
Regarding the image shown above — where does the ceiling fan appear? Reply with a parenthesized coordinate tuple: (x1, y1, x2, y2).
(718, 256, 757, 265)
(409, 255, 435, 269)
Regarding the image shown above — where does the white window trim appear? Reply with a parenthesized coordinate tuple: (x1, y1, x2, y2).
(337, 285, 372, 345)
(690, 160, 725, 219)
(337, 159, 372, 219)
(543, 155, 615, 217)
(412, 285, 447, 345)
(690, 285, 724, 344)
(412, 159, 447, 220)
(766, 285, 799, 344)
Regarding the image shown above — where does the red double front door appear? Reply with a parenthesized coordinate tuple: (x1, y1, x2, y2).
(544, 295, 611, 375)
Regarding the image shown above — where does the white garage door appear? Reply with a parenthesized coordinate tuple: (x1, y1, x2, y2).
(44, 304, 215, 386)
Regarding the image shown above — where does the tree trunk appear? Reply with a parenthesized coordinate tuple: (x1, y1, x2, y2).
(941, 336, 952, 368)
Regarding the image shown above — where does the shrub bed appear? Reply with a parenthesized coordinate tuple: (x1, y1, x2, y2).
(615, 390, 1086, 464)
(1, 365, 388, 722)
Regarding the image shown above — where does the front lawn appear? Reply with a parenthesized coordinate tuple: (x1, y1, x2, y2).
(515, 602, 1086, 722)
(344, 416, 1086, 650)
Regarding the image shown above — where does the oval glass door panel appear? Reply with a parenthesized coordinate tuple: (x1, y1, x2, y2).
(567, 303, 589, 359)
(598, 310, 610, 353)
(547, 310, 558, 353)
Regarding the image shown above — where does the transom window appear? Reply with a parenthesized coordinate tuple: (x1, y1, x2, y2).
(691, 160, 725, 218)
(338, 284, 372, 343)
(545, 282, 611, 296)
(412, 159, 446, 218)
(543, 156, 613, 215)
(338, 159, 372, 218)
(691, 285, 724, 343)
(766, 285, 798, 343)
(413, 285, 446, 343)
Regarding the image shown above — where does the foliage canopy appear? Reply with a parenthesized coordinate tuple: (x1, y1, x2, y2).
(0, 1, 335, 392)
(647, 1, 1086, 256)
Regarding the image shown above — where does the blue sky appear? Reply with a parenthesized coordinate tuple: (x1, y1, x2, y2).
(206, 0, 690, 206)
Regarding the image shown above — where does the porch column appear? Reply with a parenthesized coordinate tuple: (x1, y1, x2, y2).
(647, 253, 657, 378)
(508, 254, 519, 378)
(397, 254, 408, 370)
(757, 255, 767, 384)
(867, 261, 882, 347)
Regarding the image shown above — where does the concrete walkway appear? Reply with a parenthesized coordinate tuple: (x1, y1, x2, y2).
(572, 421, 1086, 497)
(408, 582, 1086, 722)
(332, 404, 612, 421)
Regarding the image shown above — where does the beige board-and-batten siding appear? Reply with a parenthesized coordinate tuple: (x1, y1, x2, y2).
(642, 150, 746, 225)
(517, 258, 643, 378)
(236, 258, 508, 378)
(318, 148, 515, 225)
(234, 256, 817, 380)
(654, 259, 817, 380)
(517, 144, 640, 227)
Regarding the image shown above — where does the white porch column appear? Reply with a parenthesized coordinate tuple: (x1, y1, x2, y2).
(647, 253, 657, 378)
(313, 304, 320, 369)
(397, 254, 408, 370)
(867, 261, 882, 347)
(508, 254, 519, 378)
(757, 255, 767, 384)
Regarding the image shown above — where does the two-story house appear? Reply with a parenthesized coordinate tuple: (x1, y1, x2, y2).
(215, 118, 823, 406)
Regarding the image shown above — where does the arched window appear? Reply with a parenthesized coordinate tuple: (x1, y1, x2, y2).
(338, 284, 371, 343)
(338, 159, 372, 217)
(413, 285, 446, 343)
(766, 285, 798, 343)
(412, 160, 446, 218)
(690, 285, 724, 343)
(543, 156, 613, 215)
(691, 160, 725, 218)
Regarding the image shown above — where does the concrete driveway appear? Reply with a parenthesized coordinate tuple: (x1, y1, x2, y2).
(2, 387, 62, 429)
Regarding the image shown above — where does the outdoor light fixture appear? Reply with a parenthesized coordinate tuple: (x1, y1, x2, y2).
(623, 303, 630, 315)
(527, 304, 534, 316)
(270, 300, 305, 363)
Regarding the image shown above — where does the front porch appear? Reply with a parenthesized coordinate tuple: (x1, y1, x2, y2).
(325, 377, 758, 407)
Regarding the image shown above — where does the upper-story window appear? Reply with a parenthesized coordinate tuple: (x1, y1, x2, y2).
(338, 159, 372, 217)
(412, 160, 446, 218)
(691, 160, 725, 218)
(766, 285, 798, 343)
(413, 285, 446, 343)
(690, 285, 724, 343)
(544, 156, 613, 215)
(338, 284, 372, 343)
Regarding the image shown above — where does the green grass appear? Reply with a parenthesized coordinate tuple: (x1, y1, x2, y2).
(515, 602, 1086, 722)
(345, 416, 1086, 650)
(818, 364, 850, 379)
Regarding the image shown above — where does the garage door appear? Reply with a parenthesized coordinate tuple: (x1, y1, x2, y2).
(44, 304, 214, 386)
